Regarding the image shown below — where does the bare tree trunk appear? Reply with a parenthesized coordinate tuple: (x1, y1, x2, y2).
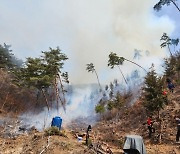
(1, 92, 9, 110)
(41, 89, 50, 111)
(94, 70, 102, 91)
(124, 58, 147, 72)
(54, 78, 59, 113)
(158, 110, 162, 143)
(54, 78, 64, 113)
(171, 0, 180, 12)
(0, 69, 6, 90)
(168, 44, 173, 57)
(36, 91, 40, 106)
(57, 73, 66, 111)
(117, 66, 128, 84)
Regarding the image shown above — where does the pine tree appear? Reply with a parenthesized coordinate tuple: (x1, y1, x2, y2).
(133, 49, 142, 60)
(160, 33, 173, 56)
(171, 38, 179, 52)
(108, 52, 127, 84)
(20, 57, 51, 110)
(143, 65, 169, 143)
(95, 104, 105, 114)
(16, 47, 69, 111)
(86, 63, 102, 91)
(143, 64, 168, 115)
(0, 43, 22, 70)
(0, 44, 14, 69)
(42, 47, 69, 111)
(114, 91, 124, 109)
(109, 82, 114, 99)
(163, 57, 176, 78)
(108, 52, 147, 85)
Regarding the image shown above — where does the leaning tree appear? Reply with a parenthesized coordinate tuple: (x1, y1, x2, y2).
(160, 33, 173, 56)
(118, 56, 147, 72)
(160, 33, 179, 56)
(108, 52, 128, 84)
(108, 52, 147, 84)
(86, 63, 102, 91)
(17, 47, 69, 111)
(42, 47, 69, 111)
(154, 0, 180, 12)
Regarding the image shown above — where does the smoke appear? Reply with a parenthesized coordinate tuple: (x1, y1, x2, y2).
(0, 0, 176, 85)
(62, 0, 175, 84)
(0, 0, 177, 128)
(20, 85, 101, 130)
(19, 73, 144, 130)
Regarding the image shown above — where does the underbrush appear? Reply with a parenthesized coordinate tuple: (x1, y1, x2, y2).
(44, 126, 67, 137)
(102, 132, 124, 148)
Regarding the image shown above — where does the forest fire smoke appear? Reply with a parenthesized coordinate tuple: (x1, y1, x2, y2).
(20, 85, 101, 130)
(20, 72, 144, 130)
(0, 0, 175, 85)
(0, 0, 177, 130)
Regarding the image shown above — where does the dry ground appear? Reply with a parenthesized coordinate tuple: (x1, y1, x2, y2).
(0, 87, 180, 153)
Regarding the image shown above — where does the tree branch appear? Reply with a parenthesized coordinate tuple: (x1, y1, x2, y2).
(94, 70, 102, 91)
(124, 58, 148, 72)
(117, 66, 128, 85)
(171, 0, 180, 12)
(41, 88, 50, 111)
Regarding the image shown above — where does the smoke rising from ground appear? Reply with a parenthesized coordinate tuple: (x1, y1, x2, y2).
(20, 73, 144, 130)
(20, 85, 100, 130)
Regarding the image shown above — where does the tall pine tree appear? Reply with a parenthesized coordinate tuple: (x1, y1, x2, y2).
(143, 64, 168, 115)
(16, 47, 69, 111)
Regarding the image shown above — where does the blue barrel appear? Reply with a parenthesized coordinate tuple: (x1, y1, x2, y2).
(51, 116, 62, 129)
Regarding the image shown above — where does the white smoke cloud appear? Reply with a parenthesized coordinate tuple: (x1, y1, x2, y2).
(20, 85, 100, 130)
(0, 0, 176, 85)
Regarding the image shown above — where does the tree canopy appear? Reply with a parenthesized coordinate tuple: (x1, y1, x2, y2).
(0, 43, 22, 70)
(15, 47, 69, 111)
(86, 63, 102, 91)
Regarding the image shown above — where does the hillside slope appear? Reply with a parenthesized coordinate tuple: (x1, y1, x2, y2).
(91, 85, 180, 153)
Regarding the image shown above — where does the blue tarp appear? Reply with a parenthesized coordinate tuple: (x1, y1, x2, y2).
(51, 116, 62, 129)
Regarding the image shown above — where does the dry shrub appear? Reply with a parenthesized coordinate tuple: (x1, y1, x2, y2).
(45, 126, 67, 137)
(103, 109, 118, 121)
(102, 132, 124, 148)
(0, 69, 37, 113)
(0, 69, 54, 114)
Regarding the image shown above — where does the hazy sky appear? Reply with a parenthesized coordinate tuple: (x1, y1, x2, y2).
(0, 0, 179, 84)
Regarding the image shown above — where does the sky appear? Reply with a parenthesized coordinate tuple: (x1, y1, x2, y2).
(0, 0, 179, 85)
